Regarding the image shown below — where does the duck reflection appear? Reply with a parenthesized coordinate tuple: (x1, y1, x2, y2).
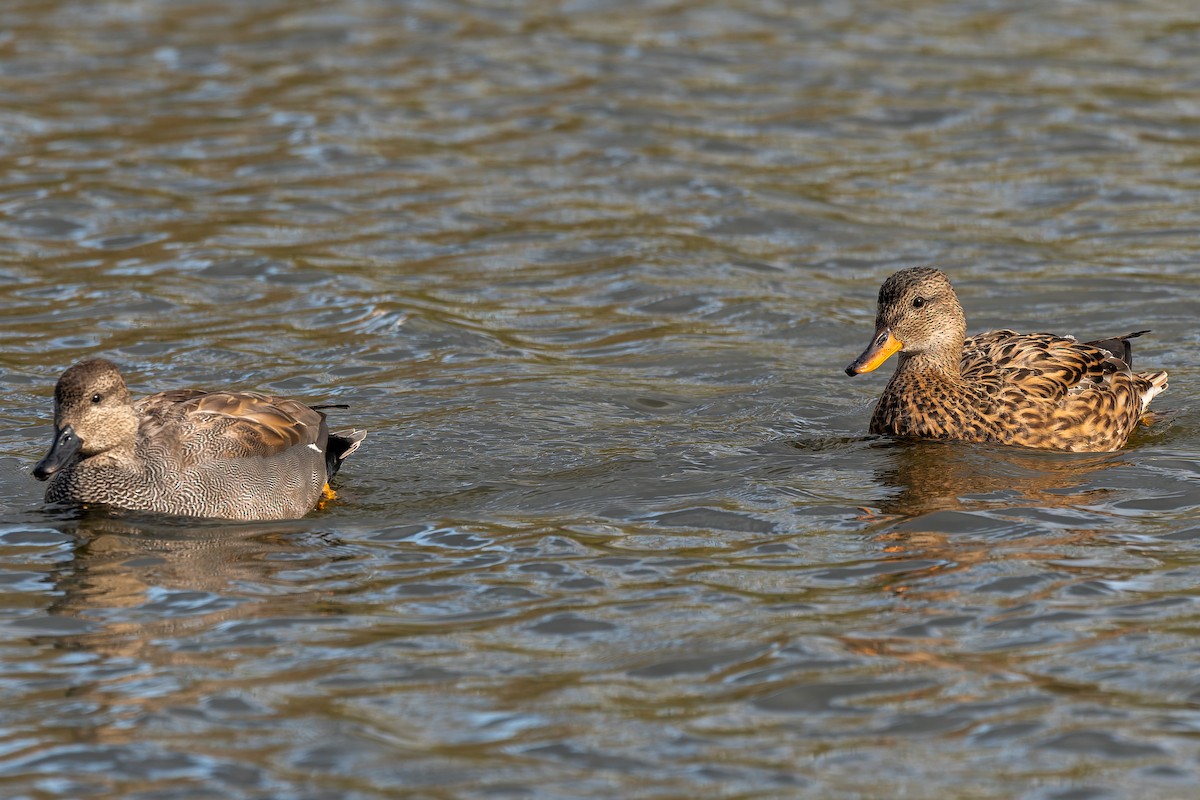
(847, 440, 1127, 601)
(870, 439, 1122, 519)
(44, 509, 337, 648)
(16, 510, 348, 758)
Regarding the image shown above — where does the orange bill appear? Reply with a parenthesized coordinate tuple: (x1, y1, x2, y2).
(845, 328, 904, 376)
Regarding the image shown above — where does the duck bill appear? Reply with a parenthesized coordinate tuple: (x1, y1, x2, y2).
(32, 425, 82, 481)
(845, 328, 904, 376)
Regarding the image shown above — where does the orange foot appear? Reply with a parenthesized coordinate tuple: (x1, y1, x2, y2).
(316, 483, 337, 510)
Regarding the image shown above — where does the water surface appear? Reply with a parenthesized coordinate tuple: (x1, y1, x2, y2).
(2, 1, 1200, 798)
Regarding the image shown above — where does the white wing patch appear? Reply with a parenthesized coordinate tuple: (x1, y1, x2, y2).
(308, 444, 323, 453)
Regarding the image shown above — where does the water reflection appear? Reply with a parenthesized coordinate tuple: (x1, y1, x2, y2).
(872, 440, 1123, 518)
(3, 0, 1200, 796)
(45, 512, 330, 651)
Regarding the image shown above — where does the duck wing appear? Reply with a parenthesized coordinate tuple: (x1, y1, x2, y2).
(185, 391, 325, 457)
(961, 330, 1128, 404)
(135, 389, 208, 440)
(136, 390, 326, 461)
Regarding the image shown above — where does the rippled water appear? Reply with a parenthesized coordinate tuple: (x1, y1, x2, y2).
(2, 0, 1200, 797)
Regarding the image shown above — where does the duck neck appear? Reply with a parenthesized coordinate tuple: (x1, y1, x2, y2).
(897, 346, 963, 381)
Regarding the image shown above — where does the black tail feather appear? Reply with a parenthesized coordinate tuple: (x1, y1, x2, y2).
(326, 429, 366, 480)
(1086, 330, 1149, 369)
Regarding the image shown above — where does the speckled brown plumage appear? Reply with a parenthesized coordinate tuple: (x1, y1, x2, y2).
(31, 359, 366, 520)
(845, 268, 1168, 453)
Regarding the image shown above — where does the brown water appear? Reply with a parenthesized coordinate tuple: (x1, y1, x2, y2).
(1, 1, 1200, 798)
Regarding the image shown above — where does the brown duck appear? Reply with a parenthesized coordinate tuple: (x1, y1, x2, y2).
(32, 359, 365, 520)
(845, 268, 1168, 452)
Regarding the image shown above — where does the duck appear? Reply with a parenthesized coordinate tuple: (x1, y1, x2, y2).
(31, 358, 366, 520)
(844, 267, 1167, 452)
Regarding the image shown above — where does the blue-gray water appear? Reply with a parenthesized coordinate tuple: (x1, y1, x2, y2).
(2, 1, 1200, 798)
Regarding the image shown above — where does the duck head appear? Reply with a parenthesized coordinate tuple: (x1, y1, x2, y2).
(33, 358, 139, 480)
(845, 267, 967, 376)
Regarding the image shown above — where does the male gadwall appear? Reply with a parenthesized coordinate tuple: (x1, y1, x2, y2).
(32, 359, 365, 520)
(845, 267, 1167, 452)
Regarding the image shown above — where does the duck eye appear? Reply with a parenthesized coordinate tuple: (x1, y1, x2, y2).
(912, 296, 926, 309)
(91, 393, 102, 404)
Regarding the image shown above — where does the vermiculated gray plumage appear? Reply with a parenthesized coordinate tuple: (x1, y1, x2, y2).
(32, 359, 365, 520)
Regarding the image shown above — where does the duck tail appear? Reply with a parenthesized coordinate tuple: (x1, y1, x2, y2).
(326, 429, 366, 479)
(1086, 330, 1150, 368)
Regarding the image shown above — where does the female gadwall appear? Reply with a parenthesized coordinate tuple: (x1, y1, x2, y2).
(32, 359, 365, 520)
(845, 267, 1167, 452)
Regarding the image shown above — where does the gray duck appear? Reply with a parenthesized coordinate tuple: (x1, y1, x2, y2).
(32, 358, 365, 520)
